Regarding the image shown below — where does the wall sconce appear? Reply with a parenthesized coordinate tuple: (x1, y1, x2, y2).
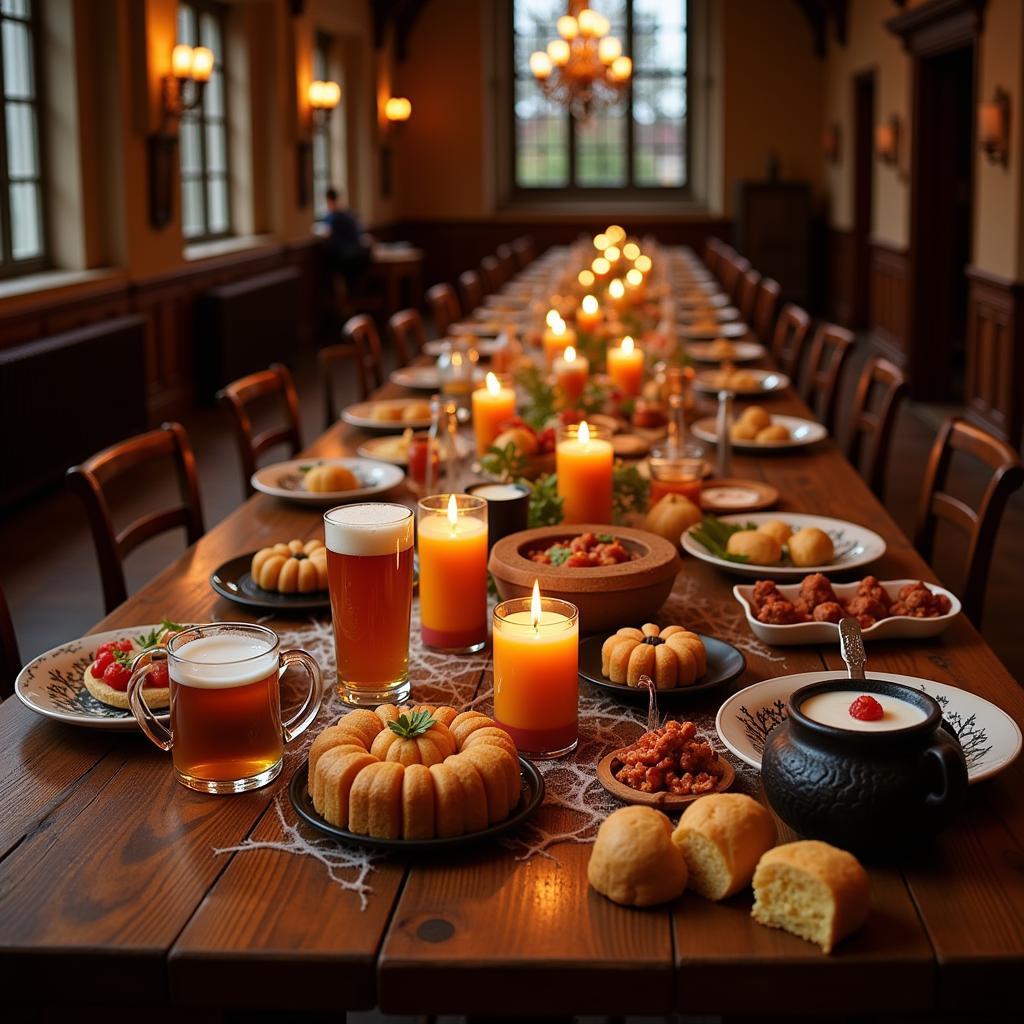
(149, 43, 215, 230)
(979, 87, 1010, 167)
(297, 79, 341, 208)
(823, 122, 841, 163)
(383, 96, 412, 127)
(875, 115, 899, 166)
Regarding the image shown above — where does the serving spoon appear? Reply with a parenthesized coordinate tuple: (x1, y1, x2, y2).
(839, 616, 867, 681)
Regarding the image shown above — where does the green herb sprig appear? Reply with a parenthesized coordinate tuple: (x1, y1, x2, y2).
(480, 442, 527, 483)
(528, 473, 564, 527)
(612, 462, 650, 525)
(688, 515, 760, 563)
(387, 709, 437, 739)
(515, 365, 557, 431)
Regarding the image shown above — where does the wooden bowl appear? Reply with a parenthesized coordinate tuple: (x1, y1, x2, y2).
(597, 748, 734, 809)
(488, 525, 682, 635)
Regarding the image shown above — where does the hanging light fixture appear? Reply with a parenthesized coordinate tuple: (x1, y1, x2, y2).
(529, 3, 631, 121)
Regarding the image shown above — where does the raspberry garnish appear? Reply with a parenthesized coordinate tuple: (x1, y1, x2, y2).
(848, 694, 884, 722)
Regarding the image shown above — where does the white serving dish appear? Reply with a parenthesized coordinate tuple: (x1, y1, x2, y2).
(251, 457, 405, 505)
(690, 414, 827, 450)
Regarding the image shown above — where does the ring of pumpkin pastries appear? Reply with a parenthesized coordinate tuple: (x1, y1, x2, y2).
(308, 704, 522, 840)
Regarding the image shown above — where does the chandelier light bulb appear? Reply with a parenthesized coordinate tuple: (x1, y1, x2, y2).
(634, 253, 652, 273)
(190, 46, 214, 83)
(577, 8, 599, 38)
(557, 15, 579, 40)
(609, 55, 632, 83)
(530, 51, 553, 80)
(604, 245, 621, 262)
(625, 268, 643, 286)
(598, 36, 622, 64)
(547, 39, 571, 66)
(591, 13, 610, 37)
(623, 241, 640, 260)
(592, 256, 610, 275)
(593, 232, 609, 249)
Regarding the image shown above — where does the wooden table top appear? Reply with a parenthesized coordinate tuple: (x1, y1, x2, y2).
(2, 259, 1023, 1017)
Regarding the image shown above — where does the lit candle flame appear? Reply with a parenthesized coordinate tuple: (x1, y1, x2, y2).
(577, 269, 595, 287)
(593, 233, 609, 250)
(447, 493, 458, 533)
(581, 294, 598, 315)
(552, 318, 565, 337)
(564, 345, 576, 363)
(531, 579, 542, 631)
(605, 245, 621, 262)
(625, 267, 643, 286)
(608, 278, 624, 300)
(635, 254, 652, 273)
(545, 308, 560, 329)
(592, 256, 610, 275)
(621, 335, 635, 354)
(579, 419, 591, 444)
(623, 241, 640, 261)
(486, 371, 501, 395)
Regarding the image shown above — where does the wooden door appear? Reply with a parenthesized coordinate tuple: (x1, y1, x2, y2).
(852, 71, 875, 329)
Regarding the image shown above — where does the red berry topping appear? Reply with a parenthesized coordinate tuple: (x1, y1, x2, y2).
(102, 662, 132, 691)
(146, 663, 169, 689)
(849, 694, 884, 722)
(91, 651, 114, 677)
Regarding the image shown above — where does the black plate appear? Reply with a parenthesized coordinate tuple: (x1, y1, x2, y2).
(579, 632, 746, 704)
(210, 554, 331, 613)
(289, 755, 545, 850)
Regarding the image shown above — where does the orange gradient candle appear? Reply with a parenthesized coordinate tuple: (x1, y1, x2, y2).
(576, 293, 602, 333)
(493, 582, 579, 758)
(607, 335, 644, 397)
(472, 371, 516, 455)
(417, 494, 488, 652)
(553, 345, 589, 405)
(542, 311, 576, 369)
(556, 420, 613, 524)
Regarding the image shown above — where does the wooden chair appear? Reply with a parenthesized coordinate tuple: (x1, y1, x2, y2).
(727, 256, 752, 305)
(66, 422, 205, 613)
(771, 302, 812, 381)
(319, 344, 360, 425)
(713, 243, 737, 286)
(496, 243, 517, 282)
(458, 270, 484, 315)
(512, 235, 536, 269)
(480, 255, 504, 293)
(388, 308, 427, 367)
(753, 277, 781, 345)
(426, 283, 461, 337)
(914, 417, 1024, 626)
(801, 323, 856, 434)
(344, 314, 386, 395)
(737, 267, 762, 323)
(0, 582, 21, 700)
(845, 356, 908, 501)
(217, 364, 303, 498)
(702, 237, 721, 274)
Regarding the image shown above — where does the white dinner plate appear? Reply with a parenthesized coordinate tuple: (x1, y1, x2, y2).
(389, 365, 485, 391)
(681, 511, 887, 579)
(685, 340, 766, 363)
(716, 672, 1022, 783)
(678, 306, 740, 324)
(732, 578, 961, 644)
(251, 458, 405, 505)
(357, 433, 472, 466)
(679, 321, 748, 340)
(423, 338, 503, 358)
(15, 625, 175, 730)
(690, 414, 827, 450)
(342, 398, 434, 431)
(691, 369, 791, 396)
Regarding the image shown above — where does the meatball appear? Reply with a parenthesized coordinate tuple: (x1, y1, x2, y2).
(812, 601, 845, 623)
(757, 598, 805, 625)
(799, 572, 839, 610)
(896, 581, 952, 617)
(856, 575, 891, 611)
(847, 594, 888, 621)
(751, 579, 782, 612)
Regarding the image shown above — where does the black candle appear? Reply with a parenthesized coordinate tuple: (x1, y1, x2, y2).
(466, 482, 531, 549)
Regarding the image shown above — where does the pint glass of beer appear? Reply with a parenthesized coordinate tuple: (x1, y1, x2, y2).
(324, 502, 415, 705)
(127, 623, 322, 794)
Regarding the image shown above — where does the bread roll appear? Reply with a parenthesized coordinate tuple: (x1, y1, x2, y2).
(671, 793, 777, 900)
(757, 520, 793, 546)
(751, 840, 870, 953)
(755, 424, 791, 443)
(739, 405, 771, 430)
(587, 806, 688, 907)
(787, 526, 835, 567)
(727, 529, 782, 565)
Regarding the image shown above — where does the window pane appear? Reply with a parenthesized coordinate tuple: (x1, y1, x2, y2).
(1, 2, 32, 19)
(2, 17, 35, 99)
(9, 180, 40, 258)
(205, 120, 226, 173)
(182, 177, 203, 238)
(5, 100, 37, 177)
(633, 0, 686, 73)
(207, 175, 229, 234)
(575, 106, 626, 187)
(199, 10, 221, 55)
(513, 0, 564, 77)
(205, 70, 223, 117)
(180, 117, 200, 174)
(515, 80, 568, 187)
(177, 5, 196, 46)
(633, 75, 686, 186)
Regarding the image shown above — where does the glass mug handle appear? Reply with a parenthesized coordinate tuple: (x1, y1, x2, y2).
(279, 648, 323, 743)
(127, 649, 173, 751)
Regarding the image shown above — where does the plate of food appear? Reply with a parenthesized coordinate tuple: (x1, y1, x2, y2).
(682, 513, 887, 579)
(357, 430, 473, 466)
(678, 306, 740, 324)
(390, 365, 485, 391)
(251, 458, 405, 504)
(342, 398, 434, 431)
(685, 340, 766, 363)
(423, 337, 503, 358)
(597, 719, 735, 808)
(716, 672, 1022, 783)
(290, 704, 545, 848)
(700, 478, 780, 514)
(578, 626, 746, 704)
(14, 621, 182, 729)
(679, 321, 748, 340)
(733, 575, 960, 643)
(677, 292, 730, 310)
(692, 368, 790, 396)
(210, 541, 331, 613)
(690, 409, 828, 449)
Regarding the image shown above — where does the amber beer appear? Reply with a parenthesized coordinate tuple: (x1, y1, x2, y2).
(325, 503, 415, 705)
(168, 631, 284, 788)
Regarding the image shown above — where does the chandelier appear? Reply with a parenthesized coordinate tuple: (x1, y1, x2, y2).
(528, 3, 632, 121)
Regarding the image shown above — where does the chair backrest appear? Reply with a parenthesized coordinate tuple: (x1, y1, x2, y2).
(480, 255, 504, 293)
(727, 256, 752, 304)
(702, 237, 722, 273)
(512, 235, 536, 269)
(388, 308, 427, 367)
(425, 283, 461, 337)
(343, 314, 386, 396)
(771, 302, 812, 381)
(914, 417, 1024, 626)
(0, 581, 21, 700)
(217, 363, 303, 498)
(738, 267, 762, 323)
(495, 243, 517, 281)
(801, 322, 856, 434)
(458, 270, 484, 316)
(319, 343, 361, 426)
(753, 277, 781, 345)
(66, 422, 205, 613)
(845, 356, 908, 501)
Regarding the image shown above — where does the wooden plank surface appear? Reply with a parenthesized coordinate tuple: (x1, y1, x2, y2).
(1, 248, 1023, 1016)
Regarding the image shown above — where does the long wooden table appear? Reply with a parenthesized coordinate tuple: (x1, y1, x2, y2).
(2, 262, 1024, 1019)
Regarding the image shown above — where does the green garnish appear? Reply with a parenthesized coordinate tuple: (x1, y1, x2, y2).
(514, 365, 558, 431)
(135, 619, 185, 650)
(480, 442, 527, 483)
(387, 709, 437, 739)
(528, 473, 564, 527)
(597, 533, 615, 543)
(546, 544, 573, 567)
(612, 462, 650, 524)
(689, 515, 760, 563)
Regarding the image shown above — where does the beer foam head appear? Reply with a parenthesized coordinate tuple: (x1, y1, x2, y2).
(169, 633, 279, 689)
(324, 502, 414, 556)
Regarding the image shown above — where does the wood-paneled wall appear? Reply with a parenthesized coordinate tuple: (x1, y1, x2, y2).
(0, 240, 324, 421)
(965, 266, 1024, 448)
(869, 241, 909, 366)
(827, 227, 854, 325)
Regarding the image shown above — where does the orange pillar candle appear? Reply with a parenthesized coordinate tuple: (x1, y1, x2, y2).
(417, 493, 488, 652)
(607, 335, 644, 397)
(556, 420, 613, 524)
(542, 314, 576, 369)
(576, 294, 602, 333)
(493, 582, 579, 758)
(553, 345, 589, 405)
(472, 371, 516, 455)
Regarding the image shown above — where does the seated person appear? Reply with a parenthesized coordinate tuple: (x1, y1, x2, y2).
(320, 186, 372, 287)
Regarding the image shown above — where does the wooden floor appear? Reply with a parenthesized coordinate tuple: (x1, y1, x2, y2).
(2, 335, 1022, 685)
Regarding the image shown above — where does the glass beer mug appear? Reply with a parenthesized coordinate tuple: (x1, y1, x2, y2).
(127, 623, 322, 794)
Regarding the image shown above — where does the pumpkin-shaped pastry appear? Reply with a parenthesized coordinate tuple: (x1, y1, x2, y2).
(251, 539, 328, 593)
(304, 463, 359, 492)
(370, 708, 457, 766)
(601, 623, 707, 690)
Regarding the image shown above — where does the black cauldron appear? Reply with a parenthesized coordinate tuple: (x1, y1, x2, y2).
(761, 679, 968, 858)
